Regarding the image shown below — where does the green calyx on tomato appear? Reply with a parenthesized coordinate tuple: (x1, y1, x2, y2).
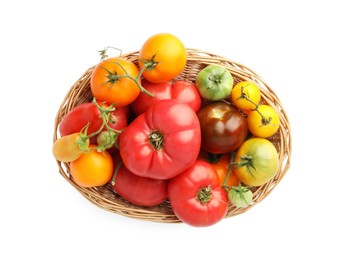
(196, 64, 233, 101)
(197, 186, 212, 204)
(149, 130, 164, 150)
(228, 184, 253, 208)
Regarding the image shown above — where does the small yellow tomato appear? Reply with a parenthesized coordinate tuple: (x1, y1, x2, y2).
(230, 81, 261, 110)
(247, 105, 280, 138)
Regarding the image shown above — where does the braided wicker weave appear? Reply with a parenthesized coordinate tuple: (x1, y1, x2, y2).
(53, 49, 292, 223)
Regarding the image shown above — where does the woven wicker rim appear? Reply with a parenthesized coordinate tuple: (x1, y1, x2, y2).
(53, 49, 292, 223)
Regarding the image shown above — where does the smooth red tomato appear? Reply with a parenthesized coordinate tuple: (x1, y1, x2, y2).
(168, 160, 229, 227)
(119, 99, 201, 180)
(90, 57, 141, 107)
(138, 33, 187, 83)
(59, 101, 128, 137)
(70, 145, 113, 187)
(131, 79, 201, 115)
(110, 155, 168, 207)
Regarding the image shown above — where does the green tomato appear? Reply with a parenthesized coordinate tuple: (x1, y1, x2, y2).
(228, 185, 253, 208)
(196, 64, 233, 101)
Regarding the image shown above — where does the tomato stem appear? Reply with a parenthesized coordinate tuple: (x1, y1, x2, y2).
(222, 152, 236, 187)
(111, 160, 123, 186)
(197, 186, 212, 204)
(98, 46, 123, 60)
(77, 98, 123, 153)
(140, 53, 158, 72)
(148, 130, 164, 150)
(105, 61, 155, 97)
(237, 86, 271, 125)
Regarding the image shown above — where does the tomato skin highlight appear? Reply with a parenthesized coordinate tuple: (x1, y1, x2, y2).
(119, 99, 201, 180)
(138, 33, 187, 83)
(111, 155, 168, 207)
(168, 160, 229, 227)
(90, 57, 140, 107)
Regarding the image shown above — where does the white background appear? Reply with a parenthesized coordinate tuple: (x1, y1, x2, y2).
(1, 0, 343, 259)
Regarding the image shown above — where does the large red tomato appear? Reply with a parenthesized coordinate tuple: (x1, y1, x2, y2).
(168, 160, 229, 227)
(119, 99, 201, 180)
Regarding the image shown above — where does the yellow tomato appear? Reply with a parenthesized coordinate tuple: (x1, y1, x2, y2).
(230, 81, 261, 110)
(247, 105, 280, 138)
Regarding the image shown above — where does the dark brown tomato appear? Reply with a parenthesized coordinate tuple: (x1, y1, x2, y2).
(197, 101, 248, 154)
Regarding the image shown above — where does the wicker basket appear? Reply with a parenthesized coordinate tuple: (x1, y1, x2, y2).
(53, 49, 292, 223)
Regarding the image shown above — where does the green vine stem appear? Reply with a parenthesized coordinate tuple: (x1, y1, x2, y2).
(76, 98, 122, 153)
(237, 85, 271, 125)
(99, 48, 155, 97)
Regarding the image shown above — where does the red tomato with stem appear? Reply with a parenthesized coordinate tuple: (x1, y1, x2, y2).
(59, 101, 128, 137)
(168, 160, 229, 227)
(119, 99, 201, 180)
(131, 80, 201, 116)
(110, 155, 168, 207)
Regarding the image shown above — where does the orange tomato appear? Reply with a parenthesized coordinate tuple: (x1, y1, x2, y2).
(90, 57, 140, 107)
(138, 33, 187, 83)
(199, 152, 240, 187)
(70, 145, 113, 187)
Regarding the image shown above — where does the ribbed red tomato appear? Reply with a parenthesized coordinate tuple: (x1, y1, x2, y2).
(119, 99, 201, 180)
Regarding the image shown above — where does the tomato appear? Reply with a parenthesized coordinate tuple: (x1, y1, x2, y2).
(199, 152, 240, 187)
(171, 80, 202, 112)
(53, 133, 90, 162)
(138, 33, 187, 83)
(119, 99, 201, 180)
(131, 79, 201, 115)
(70, 145, 113, 187)
(197, 101, 248, 154)
(196, 64, 233, 101)
(230, 81, 261, 110)
(110, 155, 168, 207)
(59, 101, 128, 137)
(247, 105, 280, 138)
(90, 57, 141, 107)
(131, 80, 172, 115)
(234, 138, 279, 187)
(168, 160, 229, 227)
